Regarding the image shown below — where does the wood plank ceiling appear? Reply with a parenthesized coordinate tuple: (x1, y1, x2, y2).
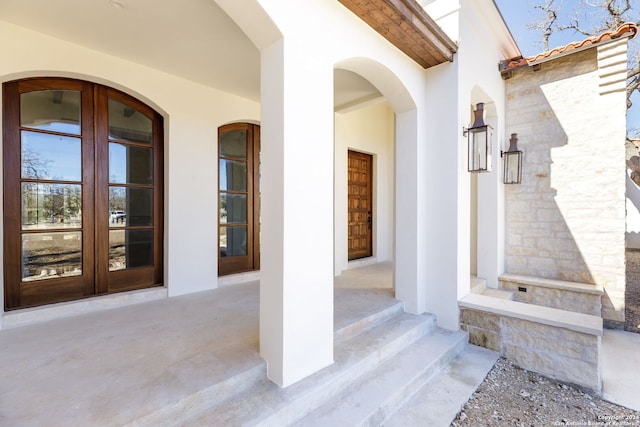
(337, 0, 458, 69)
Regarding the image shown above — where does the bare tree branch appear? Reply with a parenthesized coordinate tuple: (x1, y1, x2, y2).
(529, 0, 639, 137)
(527, 0, 559, 51)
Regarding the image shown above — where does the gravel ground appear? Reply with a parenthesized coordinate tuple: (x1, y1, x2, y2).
(451, 359, 640, 427)
(626, 249, 640, 333)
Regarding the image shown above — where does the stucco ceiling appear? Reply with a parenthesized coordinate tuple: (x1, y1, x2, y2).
(1, 0, 382, 109)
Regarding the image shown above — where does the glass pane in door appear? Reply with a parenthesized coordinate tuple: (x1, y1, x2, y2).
(220, 160, 247, 191)
(22, 232, 82, 281)
(108, 187, 153, 227)
(22, 183, 82, 230)
(109, 229, 153, 271)
(109, 143, 153, 184)
(219, 226, 247, 257)
(219, 194, 247, 224)
(220, 130, 247, 158)
(21, 131, 82, 181)
(108, 99, 152, 144)
(20, 90, 81, 135)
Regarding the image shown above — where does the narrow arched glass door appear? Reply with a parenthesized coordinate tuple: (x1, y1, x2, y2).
(218, 123, 260, 276)
(3, 78, 163, 310)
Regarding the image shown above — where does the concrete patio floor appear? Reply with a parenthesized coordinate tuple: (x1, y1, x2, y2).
(0, 264, 397, 426)
(602, 328, 640, 412)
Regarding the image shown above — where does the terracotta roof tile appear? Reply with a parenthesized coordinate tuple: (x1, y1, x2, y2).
(500, 22, 639, 74)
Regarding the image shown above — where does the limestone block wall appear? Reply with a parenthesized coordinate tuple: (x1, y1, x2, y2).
(459, 297, 603, 392)
(504, 41, 628, 325)
(499, 274, 603, 316)
(501, 317, 600, 392)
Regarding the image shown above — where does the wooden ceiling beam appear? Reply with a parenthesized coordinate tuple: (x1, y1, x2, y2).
(337, 0, 458, 69)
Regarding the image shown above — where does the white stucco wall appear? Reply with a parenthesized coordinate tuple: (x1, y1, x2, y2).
(0, 20, 261, 310)
(419, 0, 512, 329)
(334, 101, 395, 275)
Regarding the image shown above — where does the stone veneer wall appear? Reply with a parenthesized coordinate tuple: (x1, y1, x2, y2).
(499, 274, 603, 316)
(504, 40, 629, 325)
(459, 303, 602, 392)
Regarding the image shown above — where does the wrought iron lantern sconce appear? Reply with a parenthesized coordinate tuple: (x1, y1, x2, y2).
(463, 103, 492, 172)
(501, 133, 523, 184)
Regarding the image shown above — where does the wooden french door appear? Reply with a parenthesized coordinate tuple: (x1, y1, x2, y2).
(348, 150, 373, 260)
(3, 78, 163, 310)
(218, 123, 260, 276)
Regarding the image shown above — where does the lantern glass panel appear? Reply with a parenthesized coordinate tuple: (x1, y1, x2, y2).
(468, 126, 491, 172)
(503, 151, 522, 184)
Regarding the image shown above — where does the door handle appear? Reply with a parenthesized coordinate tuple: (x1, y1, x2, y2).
(367, 211, 372, 230)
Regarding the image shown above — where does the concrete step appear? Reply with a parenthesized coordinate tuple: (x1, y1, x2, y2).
(294, 328, 469, 427)
(334, 298, 404, 343)
(181, 312, 437, 426)
(385, 344, 499, 427)
(470, 276, 487, 289)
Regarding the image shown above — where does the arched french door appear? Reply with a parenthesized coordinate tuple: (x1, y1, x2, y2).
(3, 77, 163, 310)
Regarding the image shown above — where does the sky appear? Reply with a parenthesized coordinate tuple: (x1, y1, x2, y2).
(493, 0, 639, 134)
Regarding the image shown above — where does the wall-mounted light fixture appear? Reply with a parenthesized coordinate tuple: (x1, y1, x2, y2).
(501, 133, 523, 184)
(463, 103, 492, 172)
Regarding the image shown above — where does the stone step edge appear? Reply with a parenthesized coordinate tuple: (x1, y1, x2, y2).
(129, 299, 410, 426)
(295, 329, 468, 427)
(125, 362, 267, 427)
(184, 313, 436, 426)
(254, 314, 437, 427)
(499, 273, 604, 295)
(369, 330, 469, 425)
(385, 345, 500, 427)
(334, 299, 405, 343)
(459, 293, 602, 336)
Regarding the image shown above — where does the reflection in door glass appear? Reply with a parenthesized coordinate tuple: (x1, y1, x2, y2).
(22, 183, 82, 230)
(219, 194, 247, 224)
(21, 131, 82, 181)
(108, 99, 152, 144)
(219, 160, 247, 191)
(22, 232, 82, 281)
(109, 187, 153, 227)
(21, 90, 81, 135)
(109, 229, 153, 271)
(219, 226, 247, 257)
(220, 130, 247, 159)
(109, 143, 153, 184)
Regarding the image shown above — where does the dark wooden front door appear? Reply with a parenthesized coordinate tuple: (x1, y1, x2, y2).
(3, 78, 163, 310)
(348, 150, 373, 260)
(218, 123, 260, 276)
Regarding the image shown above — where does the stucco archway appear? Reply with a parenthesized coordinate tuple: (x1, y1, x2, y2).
(334, 58, 423, 315)
(468, 84, 503, 291)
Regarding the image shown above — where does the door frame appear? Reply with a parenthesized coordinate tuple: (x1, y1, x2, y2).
(217, 123, 260, 276)
(2, 77, 164, 310)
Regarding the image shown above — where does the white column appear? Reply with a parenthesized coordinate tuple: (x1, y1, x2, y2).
(394, 109, 425, 315)
(259, 38, 334, 387)
(422, 81, 467, 331)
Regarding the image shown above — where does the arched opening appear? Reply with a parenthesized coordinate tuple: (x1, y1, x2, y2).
(333, 58, 419, 311)
(468, 85, 499, 290)
(333, 69, 394, 287)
